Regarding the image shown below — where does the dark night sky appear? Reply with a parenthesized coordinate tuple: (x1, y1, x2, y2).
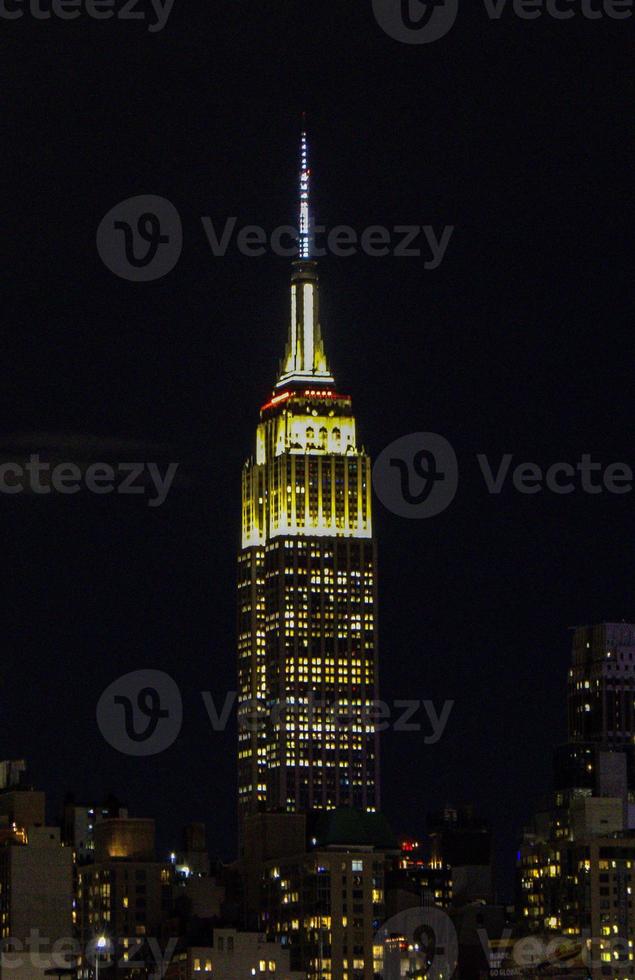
(2, 1, 633, 900)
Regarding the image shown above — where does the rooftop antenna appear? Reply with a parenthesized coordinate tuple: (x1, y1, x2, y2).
(298, 114, 311, 260)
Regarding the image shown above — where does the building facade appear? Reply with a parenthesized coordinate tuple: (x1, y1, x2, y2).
(76, 818, 172, 979)
(386, 838, 453, 914)
(244, 809, 395, 980)
(517, 624, 635, 980)
(518, 833, 635, 977)
(63, 794, 128, 865)
(237, 132, 379, 834)
(0, 777, 73, 980)
(556, 622, 635, 794)
(165, 932, 304, 980)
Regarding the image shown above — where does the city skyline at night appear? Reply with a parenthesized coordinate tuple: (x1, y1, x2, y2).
(3, 3, 632, 973)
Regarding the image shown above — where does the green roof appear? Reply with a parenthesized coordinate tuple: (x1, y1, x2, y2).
(310, 808, 398, 850)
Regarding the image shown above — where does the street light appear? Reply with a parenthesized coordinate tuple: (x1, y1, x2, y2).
(94, 936, 107, 980)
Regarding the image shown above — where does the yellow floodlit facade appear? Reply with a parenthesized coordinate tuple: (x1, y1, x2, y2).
(237, 133, 379, 838)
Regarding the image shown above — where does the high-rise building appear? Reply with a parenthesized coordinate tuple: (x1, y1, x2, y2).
(518, 832, 635, 976)
(242, 809, 395, 980)
(555, 622, 635, 794)
(517, 623, 635, 978)
(237, 130, 379, 834)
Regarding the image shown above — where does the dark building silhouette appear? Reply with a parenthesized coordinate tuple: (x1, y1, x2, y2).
(428, 804, 493, 907)
(555, 622, 635, 796)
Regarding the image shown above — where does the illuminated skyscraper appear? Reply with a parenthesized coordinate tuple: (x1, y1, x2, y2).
(517, 623, 635, 958)
(237, 130, 379, 835)
(555, 622, 635, 792)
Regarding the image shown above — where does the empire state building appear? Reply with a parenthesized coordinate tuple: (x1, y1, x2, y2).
(237, 131, 380, 833)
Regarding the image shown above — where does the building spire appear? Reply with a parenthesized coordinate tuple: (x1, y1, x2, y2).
(298, 120, 311, 260)
(275, 122, 335, 390)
